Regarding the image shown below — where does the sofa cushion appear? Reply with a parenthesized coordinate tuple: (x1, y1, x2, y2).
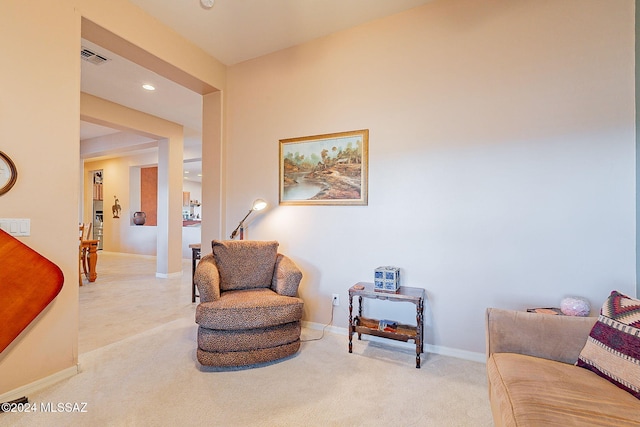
(195, 288, 303, 330)
(488, 352, 640, 426)
(212, 240, 278, 291)
(576, 290, 640, 400)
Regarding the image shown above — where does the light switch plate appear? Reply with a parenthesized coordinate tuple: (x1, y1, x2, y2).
(0, 219, 30, 236)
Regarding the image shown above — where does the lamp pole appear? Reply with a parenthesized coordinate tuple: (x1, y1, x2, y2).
(230, 199, 267, 239)
(230, 209, 253, 240)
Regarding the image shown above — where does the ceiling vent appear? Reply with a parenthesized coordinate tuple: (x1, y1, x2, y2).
(80, 47, 110, 65)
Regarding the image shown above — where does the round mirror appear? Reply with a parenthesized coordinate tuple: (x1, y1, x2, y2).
(0, 151, 17, 195)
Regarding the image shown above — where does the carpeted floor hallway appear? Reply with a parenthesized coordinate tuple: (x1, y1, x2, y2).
(2, 252, 493, 426)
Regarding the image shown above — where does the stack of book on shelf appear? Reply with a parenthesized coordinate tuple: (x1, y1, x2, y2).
(378, 319, 398, 333)
(93, 183, 103, 200)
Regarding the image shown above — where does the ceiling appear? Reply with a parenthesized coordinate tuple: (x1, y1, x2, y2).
(127, 0, 433, 66)
(80, 0, 434, 180)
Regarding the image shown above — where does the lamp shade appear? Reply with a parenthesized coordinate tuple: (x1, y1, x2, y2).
(252, 199, 267, 211)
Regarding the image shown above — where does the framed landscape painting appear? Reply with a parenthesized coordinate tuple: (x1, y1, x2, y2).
(279, 129, 368, 205)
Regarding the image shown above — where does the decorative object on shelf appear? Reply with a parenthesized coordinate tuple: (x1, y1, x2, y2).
(93, 170, 103, 200)
(374, 266, 400, 292)
(279, 129, 369, 206)
(0, 151, 18, 196)
(230, 198, 267, 239)
(378, 320, 398, 333)
(92, 183, 103, 200)
(560, 296, 591, 317)
(112, 196, 121, 218)
(133, 211, 146, 226)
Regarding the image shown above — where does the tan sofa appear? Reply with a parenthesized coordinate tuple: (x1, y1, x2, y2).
(485, 308, 640, 426)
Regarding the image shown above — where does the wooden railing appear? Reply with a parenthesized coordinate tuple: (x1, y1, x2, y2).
(0, 230, 63, 353)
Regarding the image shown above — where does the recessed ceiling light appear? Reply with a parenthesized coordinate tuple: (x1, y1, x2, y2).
(197, 174, 202, 177)
(201, 0, 214, 9)
(185, 170, 190, 174)
(142, 84, 155, 91)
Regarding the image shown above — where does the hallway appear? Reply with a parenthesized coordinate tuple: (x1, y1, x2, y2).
(79, 252, 196, 353)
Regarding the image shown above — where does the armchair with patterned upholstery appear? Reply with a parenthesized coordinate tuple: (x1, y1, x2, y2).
(194, 240, 304, 367)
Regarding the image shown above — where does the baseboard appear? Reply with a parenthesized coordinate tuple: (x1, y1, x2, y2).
(155, 271, 183, 279)
(302, 320, 485, 364)
(101, 251, 156, 260)
(423, 343, 486, 363)
(0, 365, 78, 404)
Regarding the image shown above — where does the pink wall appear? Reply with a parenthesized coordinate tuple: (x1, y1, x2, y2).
(225, 0, 636, 357)
(1, 0, 224, 397)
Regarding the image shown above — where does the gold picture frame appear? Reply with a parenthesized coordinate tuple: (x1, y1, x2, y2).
(279, 129, 368, 205)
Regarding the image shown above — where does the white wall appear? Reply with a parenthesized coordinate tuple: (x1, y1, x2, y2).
(225, 0, 636, 356)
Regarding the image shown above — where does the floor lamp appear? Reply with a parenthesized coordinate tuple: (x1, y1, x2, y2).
(230, 199, 267, 239)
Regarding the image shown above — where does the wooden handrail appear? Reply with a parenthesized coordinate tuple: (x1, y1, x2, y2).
(0, 230, 64, 353)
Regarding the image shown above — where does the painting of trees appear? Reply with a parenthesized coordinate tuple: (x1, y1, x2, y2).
(279, 129, 368, 205)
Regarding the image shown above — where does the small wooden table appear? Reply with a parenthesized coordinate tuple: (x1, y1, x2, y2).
(348, 282, 426, 368)
(189, 243, 201, 302)
(80, 239, 99, 282)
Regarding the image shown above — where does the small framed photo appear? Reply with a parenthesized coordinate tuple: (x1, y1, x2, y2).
(279, 129, 368, 205)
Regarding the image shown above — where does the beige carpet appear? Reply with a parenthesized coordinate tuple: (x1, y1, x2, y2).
(2, 252, 493, 426)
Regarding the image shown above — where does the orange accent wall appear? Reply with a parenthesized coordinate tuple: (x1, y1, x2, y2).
(141, 166, 158, 226)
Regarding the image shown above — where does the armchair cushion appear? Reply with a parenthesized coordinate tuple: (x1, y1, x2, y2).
(196, 288, 304, 330)
(193, 254, 220, 302)
(212, 240, 278, 291)
(272, 254, 304, 297)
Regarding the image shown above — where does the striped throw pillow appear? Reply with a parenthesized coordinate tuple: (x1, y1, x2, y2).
(576, 290, 640, 399)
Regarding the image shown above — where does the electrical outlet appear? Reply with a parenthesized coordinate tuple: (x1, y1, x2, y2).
(332, 293, 340, 306)
(0, 218, 30, 236)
